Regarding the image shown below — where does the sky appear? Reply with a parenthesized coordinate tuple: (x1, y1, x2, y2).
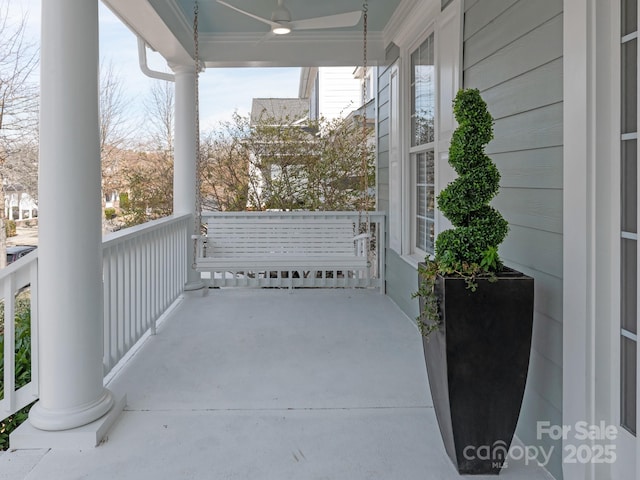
(7, 0, 301, 132)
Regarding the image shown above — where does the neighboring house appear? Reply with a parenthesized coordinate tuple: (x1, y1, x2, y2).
(4, 185, 37, 221)
(299, 66, 372, 121)
(249, 98, 310, 209)
(16, 1, 639, 479)
(250, 98, 309, 125)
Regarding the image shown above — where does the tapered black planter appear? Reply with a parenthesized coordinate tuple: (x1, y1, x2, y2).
(419, 265, 534, 475)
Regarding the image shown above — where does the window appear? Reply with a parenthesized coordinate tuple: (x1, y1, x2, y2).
(620, 0, 637, 436)
(411, 33, 436, 254)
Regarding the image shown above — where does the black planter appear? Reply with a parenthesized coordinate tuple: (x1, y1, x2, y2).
(419, 265, 534, 475)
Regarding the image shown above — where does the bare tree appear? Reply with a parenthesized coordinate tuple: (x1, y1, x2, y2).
(117, 79, 175, 227)
(200, 123, 250, 212)
(99, 60, 133, 231)
(200, 113, 375, 212)
(0, 1, 38, 267)
(144, 80, 174, 156)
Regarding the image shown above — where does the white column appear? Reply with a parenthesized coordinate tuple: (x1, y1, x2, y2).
(8, 195, 13, 221)
(173, 64, 204, 291)
(29, 0, 114, 431)
(18, 192, 23, 221)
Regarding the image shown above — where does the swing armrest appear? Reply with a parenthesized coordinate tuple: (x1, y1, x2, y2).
(353, 233, 370, 241)
(191, 234, 207, 259)
(352, 233, 370, 258)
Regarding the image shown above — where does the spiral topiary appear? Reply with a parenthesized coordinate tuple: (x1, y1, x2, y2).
(435, 88, 508, 273)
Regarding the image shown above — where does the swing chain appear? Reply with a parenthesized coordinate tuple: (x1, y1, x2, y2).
(359, 1, 370, 238)
(192, 0, 203, 270)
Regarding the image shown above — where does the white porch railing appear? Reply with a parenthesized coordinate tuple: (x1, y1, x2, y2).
(0, 251, 39, 420)
(1, 214, 192, 422)
(102, 214, 190, 374)
(200, 211, 386, 290)
(1, 211, 385, 423)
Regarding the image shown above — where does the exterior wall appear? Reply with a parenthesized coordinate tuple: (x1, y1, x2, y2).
(317, 67, 363, 121)
(462, 1, 564, 478)
(377, 44, 420, 318)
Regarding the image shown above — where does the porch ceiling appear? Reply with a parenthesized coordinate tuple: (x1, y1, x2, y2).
(101, 0, 409, 67)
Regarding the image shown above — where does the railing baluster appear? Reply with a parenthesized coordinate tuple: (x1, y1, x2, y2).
(29, 257, 39, 401)
(100, 214, 190, 373)
(1, 214, 191, 424)
(3, 274, 16, 414)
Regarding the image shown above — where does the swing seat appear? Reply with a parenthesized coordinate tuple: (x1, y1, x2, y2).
(193, 215, 370, 288)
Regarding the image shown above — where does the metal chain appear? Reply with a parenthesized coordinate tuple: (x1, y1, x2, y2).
(359, 1, 370, 238)
(192, 0, 203, 269)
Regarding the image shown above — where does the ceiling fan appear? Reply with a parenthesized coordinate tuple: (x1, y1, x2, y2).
(216, 0, 362, 36)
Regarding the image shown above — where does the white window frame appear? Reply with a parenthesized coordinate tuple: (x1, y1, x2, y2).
(388, 62, 403, 254)
(407, 29, 437, 261)
(386, 0, 461, 265)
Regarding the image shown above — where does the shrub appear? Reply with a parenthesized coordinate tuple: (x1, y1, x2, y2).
(0, 294, 33, 450)
(5, 220, 16, 238)
(435, 88, 508, 273)
(104, 207, 117, 220)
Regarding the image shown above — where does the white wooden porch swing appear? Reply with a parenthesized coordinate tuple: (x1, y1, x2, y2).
(190, 1, 382, 290)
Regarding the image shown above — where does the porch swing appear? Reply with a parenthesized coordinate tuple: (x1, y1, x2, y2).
(191, 1, 376, 289)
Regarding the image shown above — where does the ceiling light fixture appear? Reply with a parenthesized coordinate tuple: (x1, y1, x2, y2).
(272, 23, 291, 35)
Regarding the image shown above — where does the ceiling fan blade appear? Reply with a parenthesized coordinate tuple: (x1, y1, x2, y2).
(216, 0, 280, 28)
(290, 10, 362, 30)
(256, 31, 276, 45)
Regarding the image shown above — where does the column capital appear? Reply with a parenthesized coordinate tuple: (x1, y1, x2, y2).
(169, 63, 201, 76)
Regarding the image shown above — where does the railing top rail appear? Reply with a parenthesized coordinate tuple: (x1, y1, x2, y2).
(202, 211, 386, 219)
(102, 214, 191, 248)
(0, 250, 38, 284)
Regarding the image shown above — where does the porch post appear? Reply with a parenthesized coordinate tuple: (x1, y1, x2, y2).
(172, 64, 204, 291)
(29, 0, 114, 431)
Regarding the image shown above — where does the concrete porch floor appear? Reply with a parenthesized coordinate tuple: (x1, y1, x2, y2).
(3, 288, 553, 479)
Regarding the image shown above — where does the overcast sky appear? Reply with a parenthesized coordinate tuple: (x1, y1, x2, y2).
(6, 0, 301, 132)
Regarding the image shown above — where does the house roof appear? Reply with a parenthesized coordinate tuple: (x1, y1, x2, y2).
(250, 98, 309, 125)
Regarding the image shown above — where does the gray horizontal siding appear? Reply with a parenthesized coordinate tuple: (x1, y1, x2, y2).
(517, 387, 563, 478)
(489, 103, 563, 154)
(463, 1, 564, 478)
(500, 225, 562, 279)
(465, 14, 563, 91)
(482, 58, 563, 120)
(494, 188, 562, 234)
(464, 0, 563, 69)
(493, 147, 563, 190)
(385, 250, 419, 320)
(464, 0, 518, 38)
(377, 61, 392, 229)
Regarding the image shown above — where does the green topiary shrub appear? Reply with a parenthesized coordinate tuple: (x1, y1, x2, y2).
(435, 88, 509, 273)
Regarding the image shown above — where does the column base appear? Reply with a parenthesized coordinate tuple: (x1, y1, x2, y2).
(184, 280, 205, 291)
(28, 388, 115, 432)
(11, 393, 126, 449)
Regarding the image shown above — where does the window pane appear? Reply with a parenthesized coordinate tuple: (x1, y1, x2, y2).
(417, 153, 427, 184)
(415, 151, 435, 254)
(427, 220, 435, 252)
(416, 217, 426, 251)
(621, 336, 637, 434)
(622, 239, 638, 334)
(417, 186, 427, 217)
(622, 39, 637, 134)
(427, 186, 435, 218)
(623, 0, 638, 37)
(622, 139, 637, 234)
(411, 34, 435, 146)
